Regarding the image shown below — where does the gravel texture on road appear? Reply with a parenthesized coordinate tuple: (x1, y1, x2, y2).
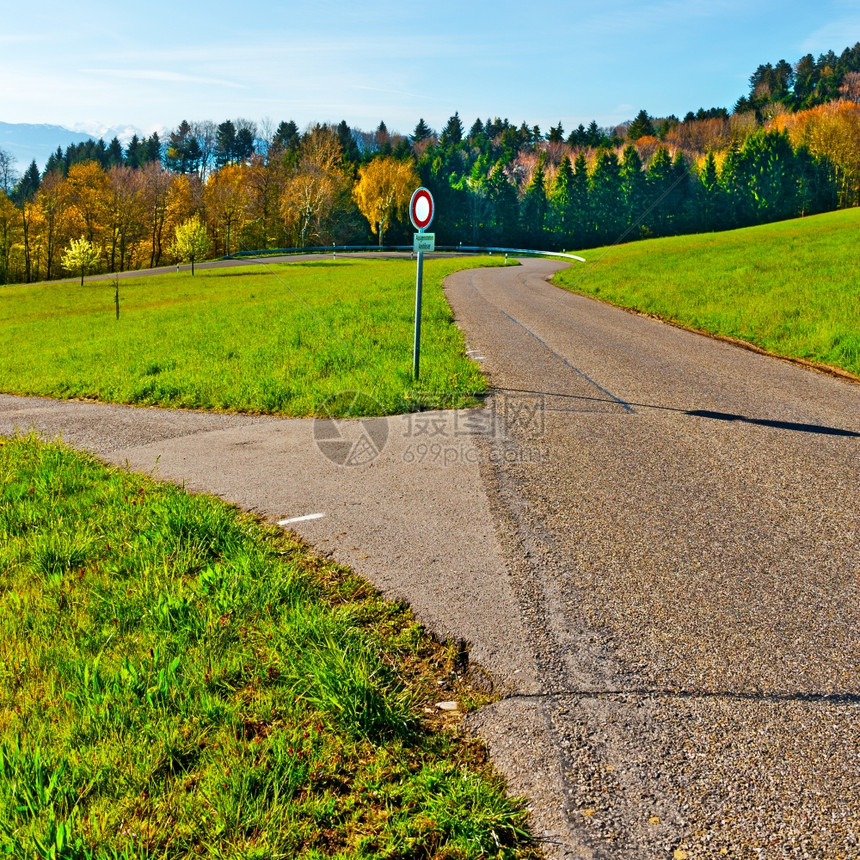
(448, 259, 859, 858)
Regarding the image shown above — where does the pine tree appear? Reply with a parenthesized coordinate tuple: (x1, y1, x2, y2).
(336, 121, 361, 166)
(144, 133, 162, 165)
(645, 147, 674, 235)
(547, 123, 565, 144)
(520, 154, 548, 247)
(620, 145, 646, 232)
(486, 162, 518, 245)
(215, 120, 236, 168)
(106, 137, 124, 167)
(590, 149, 623, 244)
(14, 161, 42, 203)
(412, 118, 433, 143)
(627, 109, 655, 140)
(275, 121, 300, 152)
(549, 155, 574, 248)
(440, 112, 463, 147)
(125, 135, 142, 168)
(697, 150, 723, 230)
(571, 153, 590, 247)
(234, 127, 255, 162)
(468, 118, 485, 142)
(44, 147, 65, 176)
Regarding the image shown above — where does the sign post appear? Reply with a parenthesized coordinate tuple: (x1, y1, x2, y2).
(409, 187, 434, 380)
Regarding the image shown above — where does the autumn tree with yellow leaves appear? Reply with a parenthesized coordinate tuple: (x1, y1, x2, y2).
(279, 125, 351, 248)
(353, 157, 419, 245)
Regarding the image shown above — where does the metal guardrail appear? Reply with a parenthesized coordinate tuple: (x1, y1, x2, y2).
(223, 245, 586, 263)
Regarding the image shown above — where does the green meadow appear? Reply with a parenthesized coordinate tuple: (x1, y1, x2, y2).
(0, 434, 538, 859)
(0, 257, 502, 417)
(554, 208, 860, 378)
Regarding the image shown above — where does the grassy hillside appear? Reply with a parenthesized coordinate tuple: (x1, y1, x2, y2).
(0, 257, 500, 416)
(554, 208, 860, 378)
(0, 434, 537, 859)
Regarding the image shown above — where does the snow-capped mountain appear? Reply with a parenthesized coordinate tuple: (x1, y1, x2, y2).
(0, 121, 161, 174)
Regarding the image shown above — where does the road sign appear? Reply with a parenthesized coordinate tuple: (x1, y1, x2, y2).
(410, 187, 434, 232)
(413, 232, 435, 253)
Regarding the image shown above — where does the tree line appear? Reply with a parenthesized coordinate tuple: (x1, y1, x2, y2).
(0, 42, 857, 286)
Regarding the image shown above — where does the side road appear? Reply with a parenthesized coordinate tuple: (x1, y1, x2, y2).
(0, 394, 537, 691)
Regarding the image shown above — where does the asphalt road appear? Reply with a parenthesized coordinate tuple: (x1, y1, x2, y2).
(446, 259, 860, 858)
(2, 257, 858, 857)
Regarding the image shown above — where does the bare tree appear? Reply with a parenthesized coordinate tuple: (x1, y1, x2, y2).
(192, 120, 218, 181)
(0, 148, 18, 195)
(839, 71, 860, 101)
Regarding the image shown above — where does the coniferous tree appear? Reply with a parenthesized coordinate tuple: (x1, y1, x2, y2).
(719, 143, 754, 228)
(14, 161, 41, 203)
(106, 137, 124, 167)
(627, 110, 655, 140)
(167, 121, 195, 173)
(234, 127, 255, 163)
(586, 121, 606, 148)
(274, 121, 300, 153)
(570, 153, 590, 247)
(645, 146, 675, 235)
(440, 112, 464, 147)
(741, 130, 798, 224)
(794, 145, 837, 216)
(620, 145, 646, 233)
(590, 149, 623, 244)
(125, 135, 142, 168)
(336, 121, 361, 167)
(696, 150, 724, 230)
(669, 151, 693, 233)
(567, 124, 587, 147)
(215, 121, 237, 168)
(144, 133, 162, 165)
(486, 162, 519, 245)
(549, 155, 574, 248)
(467, 118, 484, 142)
(411, 118, 433, 143)
(520, 154, 548, 247)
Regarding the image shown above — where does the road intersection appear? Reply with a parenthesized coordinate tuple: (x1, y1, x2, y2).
(2, 257, 858, 857)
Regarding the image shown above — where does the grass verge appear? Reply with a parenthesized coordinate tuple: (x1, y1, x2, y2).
(0, 257, 506, 417)
(553, 208, 860, 378)
(0, 433, 538, 859)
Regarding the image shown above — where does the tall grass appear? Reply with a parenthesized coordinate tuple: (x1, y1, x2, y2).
(0, 434, 537, 859)
(0, 257, 503, 416)
(554, 208, 860, 377)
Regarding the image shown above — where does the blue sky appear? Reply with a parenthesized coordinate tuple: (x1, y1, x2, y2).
(2, 0, 858, 138)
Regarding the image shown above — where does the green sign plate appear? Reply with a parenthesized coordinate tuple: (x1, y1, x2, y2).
(413, 232, 436, 253)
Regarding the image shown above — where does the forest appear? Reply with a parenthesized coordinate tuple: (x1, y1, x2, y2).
(0, 42, 858, 285)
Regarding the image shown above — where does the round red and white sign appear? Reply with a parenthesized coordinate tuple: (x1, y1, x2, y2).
(409, 187, 434, 231)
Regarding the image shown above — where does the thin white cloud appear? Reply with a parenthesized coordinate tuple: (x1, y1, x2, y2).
(80, 69, 246, 88)
(800, 18, 860, 54)
(0, 34, 47, 44)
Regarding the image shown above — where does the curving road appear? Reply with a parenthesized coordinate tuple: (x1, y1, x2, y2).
(2, 257, 858, 857)
(446, 259, 860, 858)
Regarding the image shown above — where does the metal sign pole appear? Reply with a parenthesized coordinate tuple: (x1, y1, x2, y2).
(409, 187, 434, 381)
(413, 247, 424, 379)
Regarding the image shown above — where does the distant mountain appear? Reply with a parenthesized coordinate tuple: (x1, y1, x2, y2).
(69, 122, 148, 144)
(0, 122, 155, 175)
(0, 123, 97, 174)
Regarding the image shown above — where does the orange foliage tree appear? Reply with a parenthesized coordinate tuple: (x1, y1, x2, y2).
(771, 100, 860, 206)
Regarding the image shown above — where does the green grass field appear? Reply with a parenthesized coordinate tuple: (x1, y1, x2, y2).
(0, 257, 502, 417)
(0, 434, 538, 859)
(554, 208, 860, 378)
